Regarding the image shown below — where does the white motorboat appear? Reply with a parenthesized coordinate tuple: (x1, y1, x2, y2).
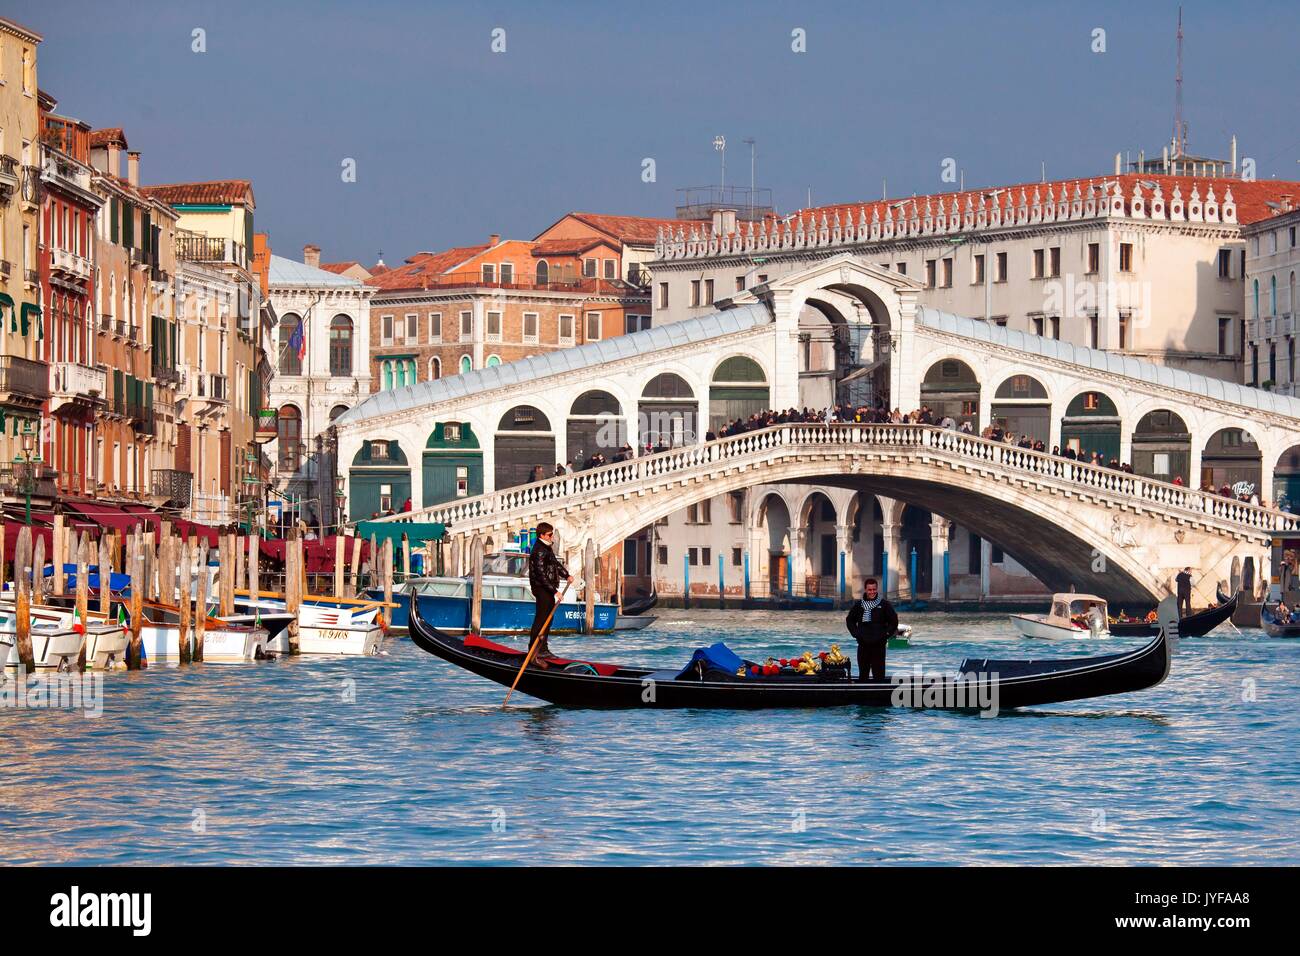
(1010, 593, 1111, 639)
(234, 597, 386, 657)
(0, 605, 87, 671)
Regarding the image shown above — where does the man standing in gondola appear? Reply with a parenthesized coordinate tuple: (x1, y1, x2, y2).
(527, 522, 571, 664)
(1175, 567, 1194, 618)
(845, 577, 898, 682)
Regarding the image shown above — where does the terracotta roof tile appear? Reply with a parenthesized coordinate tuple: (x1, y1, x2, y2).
(139, 180, 255, 206)
(367, 245, 491, 291)
(530, 237, 615, 256)
(320, 261, 361, 274)
(563, 212, 707, 244)
(88, 127, 128, 149)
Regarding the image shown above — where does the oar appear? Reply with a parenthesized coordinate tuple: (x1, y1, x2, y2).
(504, 580, 572, 707)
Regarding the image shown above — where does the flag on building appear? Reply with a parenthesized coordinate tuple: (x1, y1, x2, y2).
(289, 318, 306, 362)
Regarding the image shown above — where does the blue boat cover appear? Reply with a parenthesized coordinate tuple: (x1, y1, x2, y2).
(42, 565, 132, 592)
(676, 641, 745, 680)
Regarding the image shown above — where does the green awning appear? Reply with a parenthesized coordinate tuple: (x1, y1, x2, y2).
(20, 302, 41, 339)
(356, 521, 447, 549)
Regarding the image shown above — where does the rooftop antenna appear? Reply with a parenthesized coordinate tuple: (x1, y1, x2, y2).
(1173, 6, 1186, 158)
(713, 135, 726, 190)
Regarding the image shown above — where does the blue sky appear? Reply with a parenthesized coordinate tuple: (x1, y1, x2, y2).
(16, 0, 1300, 265)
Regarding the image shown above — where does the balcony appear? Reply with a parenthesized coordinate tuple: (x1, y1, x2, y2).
(0, 355, 51, 405)
(127, 402, 155, 435)
(152, 365, 180, 386)
(50, 247, 92, 282)
(23, 268, 39, 290)
(175, 233, 245, 267)
(49, 361, 107, 412)
(152, 468, 193, 507)
(0, 259, 10, 278)
(0, 155, 16, 203)
(20, 164, 40, 210)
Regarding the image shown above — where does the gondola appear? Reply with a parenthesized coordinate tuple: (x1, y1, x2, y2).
(620, 592, 658, 617)
(1109, 590, 1239, 638)
(410, 589, 1176, 710)
(1260, 604, 1300, 638)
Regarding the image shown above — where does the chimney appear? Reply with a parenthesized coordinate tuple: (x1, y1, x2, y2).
(1282, 195, 1294, 213)
(107, 142, 122, 178)
(1231, 135, 1238, 175)
(303, 244, 321, 269)
(127, 150, 140, 186)
(488, 234, 500, 247)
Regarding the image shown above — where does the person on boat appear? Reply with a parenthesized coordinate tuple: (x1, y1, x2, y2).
(1175, 567, 1194, 618)
(845, 577, 898, 682)
(527, 522, 571, 663)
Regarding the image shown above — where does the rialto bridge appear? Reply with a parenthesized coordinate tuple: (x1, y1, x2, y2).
(334, 256, 1300, 605)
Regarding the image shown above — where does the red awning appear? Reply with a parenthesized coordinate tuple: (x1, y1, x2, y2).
(2, 520, 53, 562)
(63, 502, 152, 533)
(258, 536, 369, 571)
(172, 520, 220, 547)
(120, 504, 163, 533)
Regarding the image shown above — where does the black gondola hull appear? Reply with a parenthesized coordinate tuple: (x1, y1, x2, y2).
(410, 593, 1173, 710)
(1110, 592, 1239, 638)
(1260, 604, 1300, 638)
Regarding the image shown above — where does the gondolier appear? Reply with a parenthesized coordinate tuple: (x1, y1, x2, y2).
(527, 522, 570, 662)
(845, 577, 898, 682)
(1175, 567, 1194, 618)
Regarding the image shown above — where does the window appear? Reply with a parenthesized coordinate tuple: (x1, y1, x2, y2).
(1031, 315, 1044, 336)
(405, 313, 418, 342)
(459, 311, 472, 339)
(728, 491, 744, 523)
(1088, 313, 1099, 348)
(624, 539, 640, 576)
(428, 356, 441, 380)
(1269, 342, 1277, 382)
(702, 547, 712, 566)
(1049, 246, 1061, 278)
(1291, 226, 1297, 248)
(940, 257, 953, 288)
(500, 262, 513, 284)
(625, 314, 651, 334)
(603, 259, 615, 279)
(690, 279, 701, 306)
(686, 500, 712, 524)
(486, 311, 502, 341)
(1217, 248, 1232, 279)
(972, 254, 985, 284)
(329, 315, 353, 376)
(277, 406, 302, 472)
(1251, 345, 1259, 386)
(735, 276, 746, 292)
(456, 466, 469, 497)
(688, 548, 698, 567)
(536, 260, 549, 285)
(995, 251, 1008, 282)
(380, 314, 394, 346)
(924, 259, 936, 288)
(379, 483, 392, 513)
(1032, 249, 1045, 278)
(429, 312, 442, 343)
(657, 545, 668, 565)
(279, 315, 303, 375)
(558, 314, 575, 344)
(459, 355, 472, 374)
(659, 282, 669, 308)
(1119, 242, 1133, 272)
(704, 279, 714, 304)
(895, 262, 907, 275)
(583, 258, 597, 278)
(1118, 312, 1131, 350)
(522, 312, 539, 344)
(481, 263, 495, 283)
(1049, 315, 1060, 340)
(731, 547, 742, 567)
(585, 312, 602, 340)
(1218, 317, 1232, 355)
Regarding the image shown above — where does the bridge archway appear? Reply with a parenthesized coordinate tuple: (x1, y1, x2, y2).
(992, 374, 1050, 446)
(755, 492, 792, 595)
(1131, 410, 1191, 484)
(1061, 389, 1121, 462)
(495, 405, 555, 489)
(567, 390, 625, 469)
(709, 356, 769, 432)
(1202, 427, 1261, 495)
(349, 439, 410, 520)
(1273, 444, 1300, 512)
(796, 490, 839, 593)
(920, 358, 979, 430)
(639, 372, 698, 447)
(422, 421, 482, 506)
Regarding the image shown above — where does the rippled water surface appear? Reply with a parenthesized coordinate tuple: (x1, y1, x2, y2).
(2, 609, 1296, 865)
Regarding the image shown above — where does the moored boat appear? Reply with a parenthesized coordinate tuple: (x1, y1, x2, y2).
(1010, 593, 1110, 639)
(1260, 604, 1300, 638)
(409, 589, 1176, 710)
(130, 604, 269, 664)
(231, 595, 386, 656)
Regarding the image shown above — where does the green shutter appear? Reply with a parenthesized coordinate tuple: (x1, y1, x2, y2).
(110, 199, 119, 243)
(146, 382, 153, 409)
(141, 211, 151, 257)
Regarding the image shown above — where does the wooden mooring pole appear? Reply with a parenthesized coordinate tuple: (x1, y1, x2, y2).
(177, 538, 192, 665)
(469, 534, 483, 635)
(14, 526, 34, 672)
(584, 538, 596, 634)
(194, 541, 209, 663)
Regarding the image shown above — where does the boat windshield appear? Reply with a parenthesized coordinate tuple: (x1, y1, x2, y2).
(483, 553, 529, 577)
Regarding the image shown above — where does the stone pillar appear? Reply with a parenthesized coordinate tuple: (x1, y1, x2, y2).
(1119, 427, 1133, 469)
(471, 298, 485, 370)
(835, 522, 853, 598)
(930, 515, 950, 600)
(881, 520, 905, 600)
(1188, 431, 1203, 489)
(1260, 448, 1276, 505)
(788, 527, 806, 596)
(980, 537, 992, 598)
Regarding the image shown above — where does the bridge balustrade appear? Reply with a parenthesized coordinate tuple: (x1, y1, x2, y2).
(373, 423, 1300, 536)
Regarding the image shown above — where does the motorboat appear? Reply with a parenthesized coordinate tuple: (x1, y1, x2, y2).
(1010, 593, 1110, 639)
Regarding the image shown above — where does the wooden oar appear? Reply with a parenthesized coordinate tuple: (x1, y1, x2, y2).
(503, 580, 572, 707)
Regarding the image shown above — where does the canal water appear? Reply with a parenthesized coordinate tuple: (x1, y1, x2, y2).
(1, 609, 1295, 865)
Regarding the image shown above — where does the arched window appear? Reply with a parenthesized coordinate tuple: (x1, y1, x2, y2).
(329, 404, 349, 422)
(486, 354, 501, 368)
(1254, 279, 1260, 320)
(428, 356, 441, 380)
(459, 355, 472, 374)
(536, 260, 549, 285)
(279, 313, 302, 375)
(1271, 276, 1278, 316)
(329, 314, 353, 376)
(383, 360, 393, 391)
(277, 406, 302, 473)
(395, 361, 406, 388)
